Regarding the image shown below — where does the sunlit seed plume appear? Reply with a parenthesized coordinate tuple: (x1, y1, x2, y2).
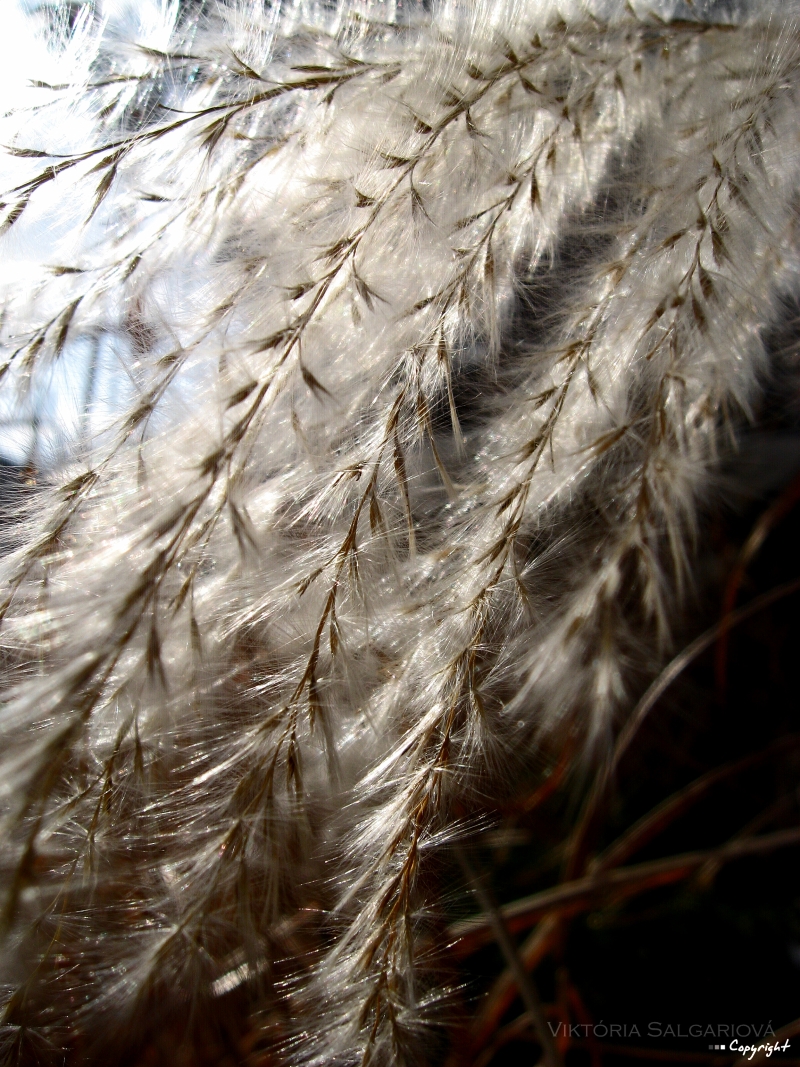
(0, 0, 798, 1063)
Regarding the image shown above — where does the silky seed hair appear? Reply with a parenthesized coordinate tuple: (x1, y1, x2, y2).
(0, 1, 798, 1063)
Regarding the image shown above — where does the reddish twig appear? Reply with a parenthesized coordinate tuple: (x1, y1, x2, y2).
(449, 825, 800, 952)
(566, 575, 800, 880)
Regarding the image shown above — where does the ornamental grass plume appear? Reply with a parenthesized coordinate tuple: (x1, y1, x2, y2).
(0, 0, 799, 1064)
